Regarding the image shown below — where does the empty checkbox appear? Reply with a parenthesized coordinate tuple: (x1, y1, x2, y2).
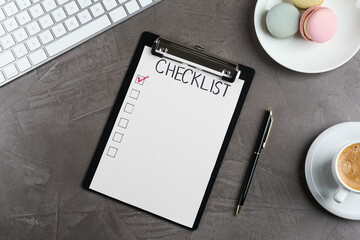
(107, 146, 118, 158)
(112, 132, 123, 143)
(129, 89, 140, 100)
(118, 117, 129, 129)
(124, 103, 135, 114)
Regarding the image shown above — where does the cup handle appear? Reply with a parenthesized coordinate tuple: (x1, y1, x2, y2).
(333, 187, 349, 203)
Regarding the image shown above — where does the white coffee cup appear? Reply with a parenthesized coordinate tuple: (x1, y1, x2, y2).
(332, 141, 360, 203)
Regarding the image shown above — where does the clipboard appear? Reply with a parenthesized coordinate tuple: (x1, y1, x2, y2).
(83, 32, 255, 230)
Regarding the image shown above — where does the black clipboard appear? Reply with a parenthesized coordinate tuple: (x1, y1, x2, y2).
(83, 32, 255, 230)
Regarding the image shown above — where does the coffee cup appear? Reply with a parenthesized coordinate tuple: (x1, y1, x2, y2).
(332, 141, 360, 203)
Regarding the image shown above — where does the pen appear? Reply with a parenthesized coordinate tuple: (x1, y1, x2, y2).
(235, 109, 273, 215)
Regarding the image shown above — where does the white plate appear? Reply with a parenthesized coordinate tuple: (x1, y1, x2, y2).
(305, 122, 360, 220)
(254, 0, 360, 73)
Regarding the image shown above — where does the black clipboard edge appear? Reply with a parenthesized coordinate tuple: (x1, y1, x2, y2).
(83, 31, 255, 230)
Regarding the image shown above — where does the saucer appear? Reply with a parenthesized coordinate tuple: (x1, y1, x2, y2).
(254, 0, 360, 73)
(305, 122, 360, 220)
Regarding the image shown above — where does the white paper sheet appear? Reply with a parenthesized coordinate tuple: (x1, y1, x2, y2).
(90, 46, 244, 228)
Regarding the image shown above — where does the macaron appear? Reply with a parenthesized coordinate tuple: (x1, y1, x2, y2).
(266, 3, 301, 39)
(292, 0, 324, 9)
(300, 6, 337, 43)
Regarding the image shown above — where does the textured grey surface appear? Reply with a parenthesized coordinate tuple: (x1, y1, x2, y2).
(1, 0, 360, 239)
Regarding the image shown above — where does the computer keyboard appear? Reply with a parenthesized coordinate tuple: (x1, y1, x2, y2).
(0, 0, 161, 87)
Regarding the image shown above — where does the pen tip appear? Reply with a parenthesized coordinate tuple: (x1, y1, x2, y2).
(236, 205, 242, 215)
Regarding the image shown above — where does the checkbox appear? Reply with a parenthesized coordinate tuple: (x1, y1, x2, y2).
(124, 103, 135, 114)
(135, 74, 147, 85)
(107, 146, 118, 158)
(118, 117, 129, 128)
(129, 89, 140, 100)
(112, 132, 123, 143)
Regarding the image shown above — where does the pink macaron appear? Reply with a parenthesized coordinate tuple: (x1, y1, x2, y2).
(300, 6, 337, 43)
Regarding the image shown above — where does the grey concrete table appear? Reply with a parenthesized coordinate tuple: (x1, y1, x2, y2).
(1, 0, 360, 239)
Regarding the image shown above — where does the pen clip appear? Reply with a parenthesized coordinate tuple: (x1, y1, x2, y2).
(262, 109, 273, 149)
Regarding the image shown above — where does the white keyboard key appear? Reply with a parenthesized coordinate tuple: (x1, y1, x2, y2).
(109, 6, 126, 23)
(39, 14, 54, 29)
(0, 9, 5, 21)
(13, 43, 28, 57)
(64, 16, 79, 31)
(32, 0, 41, 3)
(26, 21, 41, 35)
(3, 64, 18, 78)
(77, 0, 91, 9)
(39, 30, 54, 44)
(139, 0, 152, 7)
(26, 37, 41, 51)
(77, 9, 92, 24)
(3, 17, 19, 32)
(52, 23, 67, 37)
(0, 72, 5, 83)
(103, 0, 117, 10)
(16, 0, 32, 10)
(1, 35, 15, 49)
(46, 15, 111, 56)
(13, 28, 28, 42)
(52, 8, 66, 22)
(17, 11, 31, 25)
(118, 0, 126, 3)
(29, 4, 44, 18)
(90, 3, 105, 17)
(0, 0, 6, 6)
(65, 1, 80, 16)
(42, 0, 57, 11)
(64, 1, 79, 15)
(0, 51, 16, 68)
(0, 25, 5, 37)
(125, 0, 140, 14)
(16, 57, 31, 72)
(3, 2, 19, 16)
(56, 0, 69, 5)
(29, 49, 47, 65)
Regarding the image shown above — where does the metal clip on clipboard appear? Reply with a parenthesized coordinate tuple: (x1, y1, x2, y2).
(151, 37, 241, 83)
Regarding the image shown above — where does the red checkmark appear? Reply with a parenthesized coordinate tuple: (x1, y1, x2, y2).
(137, 76, 149, 83)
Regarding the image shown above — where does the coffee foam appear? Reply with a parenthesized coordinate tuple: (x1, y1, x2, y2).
(337, 143, 360, 191)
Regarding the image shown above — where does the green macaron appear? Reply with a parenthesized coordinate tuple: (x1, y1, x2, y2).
(266, 3, 301, 39)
